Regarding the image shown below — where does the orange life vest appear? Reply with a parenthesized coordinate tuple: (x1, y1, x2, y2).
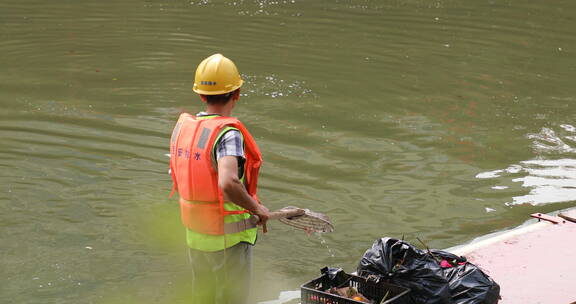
(169, 113, 262, 235)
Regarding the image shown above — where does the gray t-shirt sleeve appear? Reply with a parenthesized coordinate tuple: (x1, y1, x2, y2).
(215, 129, 245, 160)
(215, 129, 245, 178)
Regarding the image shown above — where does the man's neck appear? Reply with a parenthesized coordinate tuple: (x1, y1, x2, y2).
(205, 105, 232, 117)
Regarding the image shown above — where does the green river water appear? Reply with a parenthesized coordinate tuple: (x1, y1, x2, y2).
(1, 0, 576, 303)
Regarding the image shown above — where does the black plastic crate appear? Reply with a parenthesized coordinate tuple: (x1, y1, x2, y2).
(301, 272, 411, 304)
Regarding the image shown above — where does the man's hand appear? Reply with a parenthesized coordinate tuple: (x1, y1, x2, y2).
(252, 204, 270, 233)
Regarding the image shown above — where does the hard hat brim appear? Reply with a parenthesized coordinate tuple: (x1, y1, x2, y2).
(193, 80, 243, 95)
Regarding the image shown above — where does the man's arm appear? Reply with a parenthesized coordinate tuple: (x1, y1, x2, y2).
(218, 155, 270, 232)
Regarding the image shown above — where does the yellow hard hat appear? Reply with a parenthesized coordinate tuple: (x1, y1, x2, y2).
(193, 53, 244, 95)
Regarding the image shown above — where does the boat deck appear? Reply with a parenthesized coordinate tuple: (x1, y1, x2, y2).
(450, 208, 576, 304)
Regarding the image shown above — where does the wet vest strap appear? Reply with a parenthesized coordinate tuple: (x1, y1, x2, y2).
(169, 113, 262, 235)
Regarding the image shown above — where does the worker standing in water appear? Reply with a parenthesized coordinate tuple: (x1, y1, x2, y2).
(169, 53, 270, 304)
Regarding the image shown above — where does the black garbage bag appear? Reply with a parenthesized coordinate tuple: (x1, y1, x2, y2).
(357, 238, 452, 304)
(357, 238, 500, 304)
(430, 250, 500, 304)
(320, 266, 349, 288)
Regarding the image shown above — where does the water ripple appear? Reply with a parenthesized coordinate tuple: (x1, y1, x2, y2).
(476, 124, 576, 206)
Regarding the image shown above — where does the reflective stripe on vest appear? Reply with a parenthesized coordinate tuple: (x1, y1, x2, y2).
(169, 113, 262, 235)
